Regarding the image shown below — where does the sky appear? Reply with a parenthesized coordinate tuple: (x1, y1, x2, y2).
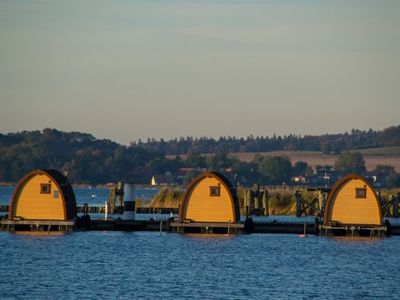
(0, 0, 399, 145)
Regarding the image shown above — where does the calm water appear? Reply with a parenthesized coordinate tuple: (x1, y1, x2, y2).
(0, 232, 399, 299)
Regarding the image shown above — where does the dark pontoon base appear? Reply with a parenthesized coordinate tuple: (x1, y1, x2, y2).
(319, 225, 387, 237)
(170, 222, 245, 234)
(1, 220, 75, 232)
(82, 219, 170, 232)
(1, 219, 399, 236)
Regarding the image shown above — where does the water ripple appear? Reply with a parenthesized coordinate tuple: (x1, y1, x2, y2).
(0, 232, 399, 299)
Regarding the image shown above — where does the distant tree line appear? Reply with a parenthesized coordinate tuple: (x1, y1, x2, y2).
(0, 127, 400, 187)
(134, 125, 400, 155)
(0, 129, 162, 184)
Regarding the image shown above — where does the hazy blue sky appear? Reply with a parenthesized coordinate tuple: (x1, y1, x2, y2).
(1, 0, 399, 144)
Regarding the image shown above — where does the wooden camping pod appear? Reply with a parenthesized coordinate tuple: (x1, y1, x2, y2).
(8, 169, 77, 221)
(178, 171, 240, 223)
(323, 174, 382, 226)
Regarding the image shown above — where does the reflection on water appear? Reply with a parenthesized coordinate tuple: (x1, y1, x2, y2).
(327, 236, 385, 244)
(184, 233, 236, 239)
(13, 231, 67, 237)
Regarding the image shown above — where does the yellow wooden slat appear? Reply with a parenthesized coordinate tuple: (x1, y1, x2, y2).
(185, 177, 234, 222)
(14, 175, 65, 220)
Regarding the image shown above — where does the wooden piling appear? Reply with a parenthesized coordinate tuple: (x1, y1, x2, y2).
(391, 193, 399, 218)
(108, 186, 116, 214)
(295, 191, 303, 217)
(116, 181, 124, 207)
(253, 184, 260, 211)
(248, 189, 254, 215)
(262, 189, 269, 216)
(318, 191, 325, 216)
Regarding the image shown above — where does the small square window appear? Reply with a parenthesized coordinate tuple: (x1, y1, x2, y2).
(210, 186, 221, 197)
(53, 190, 59, 199)
(40, 183, 51, 194)
(355, 188, 367, 198)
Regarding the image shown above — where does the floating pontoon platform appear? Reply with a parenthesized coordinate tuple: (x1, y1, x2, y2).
(1, 219, 75, 232)
(170, 222, 245, 234)
(319, 224, 387, 237)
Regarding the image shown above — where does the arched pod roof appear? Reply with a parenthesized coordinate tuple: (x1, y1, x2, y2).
(178, 171, 240, 223)
(323, 173, 382, 226)
(9, 169, 77, 220)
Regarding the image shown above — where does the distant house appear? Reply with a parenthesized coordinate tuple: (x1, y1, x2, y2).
(9, 169, 77, 221)
(364, 171, 390, 188)
(307, 167, 339, 188)
(292, 176, 306, 185)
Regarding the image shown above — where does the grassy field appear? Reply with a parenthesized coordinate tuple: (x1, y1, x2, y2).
(167, 147, 400, 172)
(230, 150, 400, 172)
(354, 146, 400, 156)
